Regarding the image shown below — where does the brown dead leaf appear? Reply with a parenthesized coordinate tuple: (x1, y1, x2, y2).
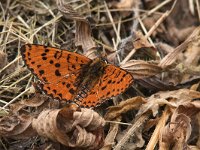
(57, 0, 97, 59)
(10, 93, 48, 113)
(116, 128, 145, 150)
(75, 21, 97, 59)
(114, 113, 149, 150)
(101, 117, 121, 150)
(137, 89, 200, 117)
(159, 101, 200, 150)
(73, 108, 105, 131)
(104, 96, 146, 120)
(0, 50, 16, 75)
(0, 51, 7, 70)
(115, 31, 157, 64)
(0, 114, 36, 139)
(121, 60, 162, 79)
(159, 26, 200, 68)
(143, 14, 166, 38)
(160, 113, 191, 150)
(10, 93, 60, 114)
(132, 31, 154, 51)
(136, 76, 177, 91)
(32, 104, 105, 149)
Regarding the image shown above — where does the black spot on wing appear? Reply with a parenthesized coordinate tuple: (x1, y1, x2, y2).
(49, 60, 54, 64)
(55, 63, 60, 68)
(42, 57, 47, 60)
(69, 88, 75, 94)
(55, 69, 61, 76)
(66, 83, 70, 88)
(39, 70, 44, 75)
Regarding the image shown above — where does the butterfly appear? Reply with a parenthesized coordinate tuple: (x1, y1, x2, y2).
(21, 44, 133, 107)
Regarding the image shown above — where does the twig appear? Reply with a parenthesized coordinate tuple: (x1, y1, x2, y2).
(104, 1, 121, 42)
(146, 108, 170, 150)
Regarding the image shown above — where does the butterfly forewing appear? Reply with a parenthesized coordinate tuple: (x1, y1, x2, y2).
(21, 44, 91, 101)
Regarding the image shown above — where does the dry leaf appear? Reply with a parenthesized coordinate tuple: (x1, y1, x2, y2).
(75, 21, 97, 59)
(160, 114, 191, 150)
(10, 94, 48, 112)
(0, 51, 8, 70)
(116, 128, 145, 150)
(159, 27, 200, 68)
(159, 101, 200, 150)
(101, 117, 121, 150)
(0, 50, 16, 75)
(104, 96, 146, 120)
(32, 105, 105, 149)
(135, 76, 176, 91)
(57, 0, 96, 59)
(121, 60, 162, 79)
(0, 114, 36, 139)
(114, 114, 149, 150)
(137, 89, 200, 117)
(115, 31, 157, 64)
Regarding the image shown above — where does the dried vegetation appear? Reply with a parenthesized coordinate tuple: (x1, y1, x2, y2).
(0, 0, 200, 149)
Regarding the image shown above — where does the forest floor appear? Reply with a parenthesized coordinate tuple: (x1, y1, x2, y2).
(0, 0, 200, 150)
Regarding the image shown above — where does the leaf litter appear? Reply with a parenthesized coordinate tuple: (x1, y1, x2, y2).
(0, 0, 200, 149)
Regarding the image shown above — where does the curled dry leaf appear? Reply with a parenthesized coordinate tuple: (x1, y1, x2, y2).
(57, 0, 96, 59)
(120, 60, 162, 79)
(32, 104, 105, 149)
(0, 114, 36, 139)
(73, 108, 105, 131)
(104, 96, 146, 120)
(160, 101, 200, 150)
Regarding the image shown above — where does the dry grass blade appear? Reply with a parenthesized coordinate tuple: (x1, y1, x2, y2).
(0, 0, 199, 149)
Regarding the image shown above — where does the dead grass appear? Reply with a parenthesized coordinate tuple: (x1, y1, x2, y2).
(0, 0, 200, 149)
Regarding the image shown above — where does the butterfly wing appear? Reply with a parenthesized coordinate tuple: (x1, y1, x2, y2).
(78, 64, 134, 107)
(21, 44, 91, 100)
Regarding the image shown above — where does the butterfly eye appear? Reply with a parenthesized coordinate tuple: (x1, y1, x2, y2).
(101, 57, 108, 64)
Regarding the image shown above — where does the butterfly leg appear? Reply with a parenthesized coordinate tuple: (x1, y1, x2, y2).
(95, 76, 103, 101)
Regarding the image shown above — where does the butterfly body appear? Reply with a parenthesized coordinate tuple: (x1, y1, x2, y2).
(21, 44, 133, 108)
(73, 57, 107, 102)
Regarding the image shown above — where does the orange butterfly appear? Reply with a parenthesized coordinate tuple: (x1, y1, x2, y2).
(21, 44, 133, 107)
